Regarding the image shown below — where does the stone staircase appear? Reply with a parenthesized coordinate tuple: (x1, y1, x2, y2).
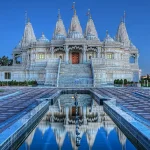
(58, 63, 93, 87)
(44, 59, 60, 86)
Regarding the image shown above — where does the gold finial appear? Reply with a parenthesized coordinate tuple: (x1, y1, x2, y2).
(72, 2, 76, 15)
(123, 11, 126, 23)
(87, 9, 91, 19)
(58, 9, 61, 19)
(25, 11, 28, 25)
(106, 30, 109, 37)
(27, 18, 30, 23)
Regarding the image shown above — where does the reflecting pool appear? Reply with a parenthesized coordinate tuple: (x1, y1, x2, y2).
(18, 114, 136, 150)
(18, 94, 136, 150)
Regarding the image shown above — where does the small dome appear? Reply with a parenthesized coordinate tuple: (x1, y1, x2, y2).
(104, 32, 114, 43)
(68, 31, 83, 39)
(38, 33, 49, 43)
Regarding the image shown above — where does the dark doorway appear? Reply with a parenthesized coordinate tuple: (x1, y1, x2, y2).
(72, 52, 79, 64)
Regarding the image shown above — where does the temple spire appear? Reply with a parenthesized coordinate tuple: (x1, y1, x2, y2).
(68, 2, 83, 39)
(53, 10, 66, 40)
(85, 9, 98, 40)
(21, 18, 36, 47)
(116, 12, 130, 47)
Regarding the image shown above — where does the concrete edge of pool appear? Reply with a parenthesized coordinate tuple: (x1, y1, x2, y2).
(0, 89, 150, 150)
(104, 100, 150, 150)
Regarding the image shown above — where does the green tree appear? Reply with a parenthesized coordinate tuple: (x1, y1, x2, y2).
(119, 79, 123, 85)
(0, 56, 13, 66)
(124, 79, 127, 85)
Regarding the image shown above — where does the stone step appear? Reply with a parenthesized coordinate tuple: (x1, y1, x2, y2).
(58, 63, 93, 86)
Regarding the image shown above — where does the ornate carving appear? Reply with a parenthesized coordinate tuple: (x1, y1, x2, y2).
(68, 45, 83, 51)
(54, 47, 65, 53)
(87, 47, 98, 52)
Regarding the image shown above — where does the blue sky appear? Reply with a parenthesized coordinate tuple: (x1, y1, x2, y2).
(0, 0, 150, 75)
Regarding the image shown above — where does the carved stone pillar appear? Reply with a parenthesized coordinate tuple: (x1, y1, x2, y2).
(83, 106, 87, 125)
(97, 47, 101, 58)
(51, 112, 54, 122)
(51, 46, 54, 58)
(136, 54, 139, 65)
(83, 45, 87, 63)
(65, 107, 69, 125)
(13, 54, 16, 65)
(65, 45, 69, 64)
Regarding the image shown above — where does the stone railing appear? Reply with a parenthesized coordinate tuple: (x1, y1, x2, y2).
(91, 59, 95, 87)
(46, 58, 59, 67)
(57, 58, 61, 87)
(91, 58, 130, 68)
(58, 80, 93, 88)
(130, 64, 139, 70)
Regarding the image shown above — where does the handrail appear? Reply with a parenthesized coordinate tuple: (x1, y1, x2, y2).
(56, 58, 61, 87)
(91, 59, 95, 87)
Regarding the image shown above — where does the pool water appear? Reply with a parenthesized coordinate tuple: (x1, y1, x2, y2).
(18, 117, 136, 150)
(18, 93, 137, 150)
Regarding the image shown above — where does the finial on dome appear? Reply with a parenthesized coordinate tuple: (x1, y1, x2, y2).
(57, 9, 61, 19)
(27, 18, 30, 23)
(123, 11, 126, 23)
(87, 9, 92, 19)
(106, 30, 109, 37)
(25, 11, 28, 25)
(72, 2, 76, 15)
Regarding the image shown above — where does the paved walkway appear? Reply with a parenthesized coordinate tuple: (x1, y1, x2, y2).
(0, 87, 150, 132)
(0, 87, 59, 132)
(92, 88, 150, 122)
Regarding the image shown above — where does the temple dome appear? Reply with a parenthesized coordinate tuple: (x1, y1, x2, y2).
(116, 20, 130, 47)
(21, 20, 36, 47)
(38, 33, 49, 43)
(104, 31, 115, 43)
(53, 10, 67, 40)
(68, 10, 84, 39)
(85, 10, 98, 40)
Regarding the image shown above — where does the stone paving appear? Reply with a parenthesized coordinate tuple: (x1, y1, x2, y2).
(0, 87, 150, 133)
(0, 88, 19, 97)
(0, 87, 59, 132)
(92, 88, 150, 122)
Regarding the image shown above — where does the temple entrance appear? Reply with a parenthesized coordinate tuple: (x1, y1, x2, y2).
(72, 52, 79, 64)
(72, 107, 79, 116)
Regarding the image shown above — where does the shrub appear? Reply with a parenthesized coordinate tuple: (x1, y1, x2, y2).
(124, 79, 127, 85)
(0, 80, 38, 86)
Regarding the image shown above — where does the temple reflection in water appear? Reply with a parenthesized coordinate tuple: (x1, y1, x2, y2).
(19, 94, 136, 150)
